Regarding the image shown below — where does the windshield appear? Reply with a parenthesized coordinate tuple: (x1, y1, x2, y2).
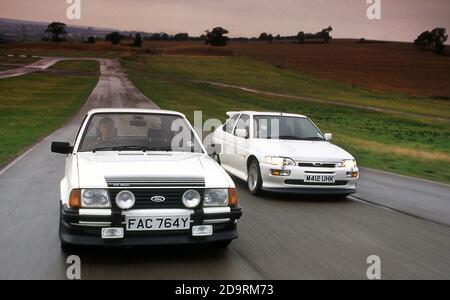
(253, 116, 324, 141)
(78, 113, 203, 153)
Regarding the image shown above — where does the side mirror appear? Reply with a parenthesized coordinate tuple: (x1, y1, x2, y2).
(324, 133, 332, 141)
(205, 143, 222, 156)
(235, 128, 249, 139)
(51, 142, 73, 154)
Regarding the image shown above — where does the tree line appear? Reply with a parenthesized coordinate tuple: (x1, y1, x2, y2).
(43, 22, 447, 54)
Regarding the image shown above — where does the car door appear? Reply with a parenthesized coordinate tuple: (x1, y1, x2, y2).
(218, 113, 240, 168)
(230, 114, 251, 176)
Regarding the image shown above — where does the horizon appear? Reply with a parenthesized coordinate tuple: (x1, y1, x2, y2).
(0, 0, 449, 42)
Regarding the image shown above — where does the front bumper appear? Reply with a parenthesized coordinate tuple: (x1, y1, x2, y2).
(60, 205, 242, 246)
(259, 163, 358, 195)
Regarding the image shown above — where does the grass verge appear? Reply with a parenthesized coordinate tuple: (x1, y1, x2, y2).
(0, 69, 98, 166)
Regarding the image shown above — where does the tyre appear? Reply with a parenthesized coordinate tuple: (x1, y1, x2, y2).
(247, 159, 263, 195)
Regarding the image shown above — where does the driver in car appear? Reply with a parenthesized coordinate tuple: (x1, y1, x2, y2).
(96, 117, 116, 144)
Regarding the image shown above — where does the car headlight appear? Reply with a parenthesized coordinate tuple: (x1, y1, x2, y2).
(338, 159, 357, 168)
(115, 190, 135, 210)
(182, 189, 201, 208)
(265, 156, 296, 166)
(81, 189, 110, 208)
(204, 189, 229, 207)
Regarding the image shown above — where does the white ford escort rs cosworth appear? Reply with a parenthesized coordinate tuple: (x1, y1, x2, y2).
(52, 108, 242, 249)
(212, 111, 359, 196)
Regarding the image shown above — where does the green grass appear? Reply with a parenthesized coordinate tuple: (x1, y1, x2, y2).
(123, 55, 450, 184)
(126, 55, 450, 120)
(50, 60, 100, 74)
(0, 55, 39, 64)
(0, 42, 136, 59)
(0, 72, 98, 166)
(0, 65, 12, 71)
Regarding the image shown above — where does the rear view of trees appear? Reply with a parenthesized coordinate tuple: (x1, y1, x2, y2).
(258, 33, 274, 43)
(414, 28, 447, 55)
(105, 31, 124, 45)
(45, 22, 67, 42)
(204, 27, 229, 47)
(298, 26, 333, 43)
(132, 33, 143, 47)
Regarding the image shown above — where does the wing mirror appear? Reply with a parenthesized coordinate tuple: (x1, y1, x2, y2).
(235, 128, 249, 139)
(205, 143, 222, 156)
(324, 133, 333, 141)
(51, 142, 73, 154)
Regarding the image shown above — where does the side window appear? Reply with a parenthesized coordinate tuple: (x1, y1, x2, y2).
(234, 114, 250, 138)
(224, 114, 240, 134)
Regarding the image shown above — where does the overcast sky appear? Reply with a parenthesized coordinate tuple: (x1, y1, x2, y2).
(1, 0, 449, 41)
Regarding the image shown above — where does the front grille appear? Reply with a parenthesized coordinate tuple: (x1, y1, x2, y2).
(298, 162, 336, 168)
(109, 188, 204, 209)
(284, 179, 348, 186)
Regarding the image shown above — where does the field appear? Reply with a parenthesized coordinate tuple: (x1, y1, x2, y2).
(141, 40, 450, 98)
(0, 60, 99, 166)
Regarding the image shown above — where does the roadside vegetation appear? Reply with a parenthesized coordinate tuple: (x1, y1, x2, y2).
(0, 61, 99, 166)
(124, 55, 450, 183)
(49, 60, 100, 74)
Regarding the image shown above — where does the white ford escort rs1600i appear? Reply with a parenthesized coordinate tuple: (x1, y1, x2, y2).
(212, 111, 359, 196)
(52, 108, 242, 249)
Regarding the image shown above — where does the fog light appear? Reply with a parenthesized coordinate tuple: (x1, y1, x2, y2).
(271, 169, 291, 176)
(346, 171, 359, 178)
(101, 227, 124, 239)
(192, 225, 213, 236)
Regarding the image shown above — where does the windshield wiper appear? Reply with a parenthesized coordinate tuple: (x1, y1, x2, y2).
(278, 135, 303, 140)
(92, 145, 153, 152)
(299, 137, 325, 141)
(276, 135, 325, 141)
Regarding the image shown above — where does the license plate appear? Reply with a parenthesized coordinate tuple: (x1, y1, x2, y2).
(304, 174, 335, 183)
(126, 216, 190, 231)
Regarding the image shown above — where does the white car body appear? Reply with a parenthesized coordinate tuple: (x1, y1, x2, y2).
(53, 108, 242, 248)
(213, 111, 359, 195)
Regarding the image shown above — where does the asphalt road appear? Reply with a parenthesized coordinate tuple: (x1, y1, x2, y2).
(0, 59, 449, 279)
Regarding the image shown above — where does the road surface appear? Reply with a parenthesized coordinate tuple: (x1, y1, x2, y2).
(0, 58, 449, 279)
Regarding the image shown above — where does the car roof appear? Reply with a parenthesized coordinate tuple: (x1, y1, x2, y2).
(226, 111, 307, 118)
(86, 108, 186, 117)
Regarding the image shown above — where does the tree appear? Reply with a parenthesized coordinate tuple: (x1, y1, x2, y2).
(414, 28, 448, 55)
(319, 26, 333, 42)
(105, 31, 124, 45)
(174, 33, 189, 41)
(268, 34, 274, 43)
(86, 36, 96, 44)
(258, 32, 269, 41)
(297, 31, 305, 43)
(204, 27, 229, 47)
(45, 22, 67, 42)
(132, 33, 143, 47)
